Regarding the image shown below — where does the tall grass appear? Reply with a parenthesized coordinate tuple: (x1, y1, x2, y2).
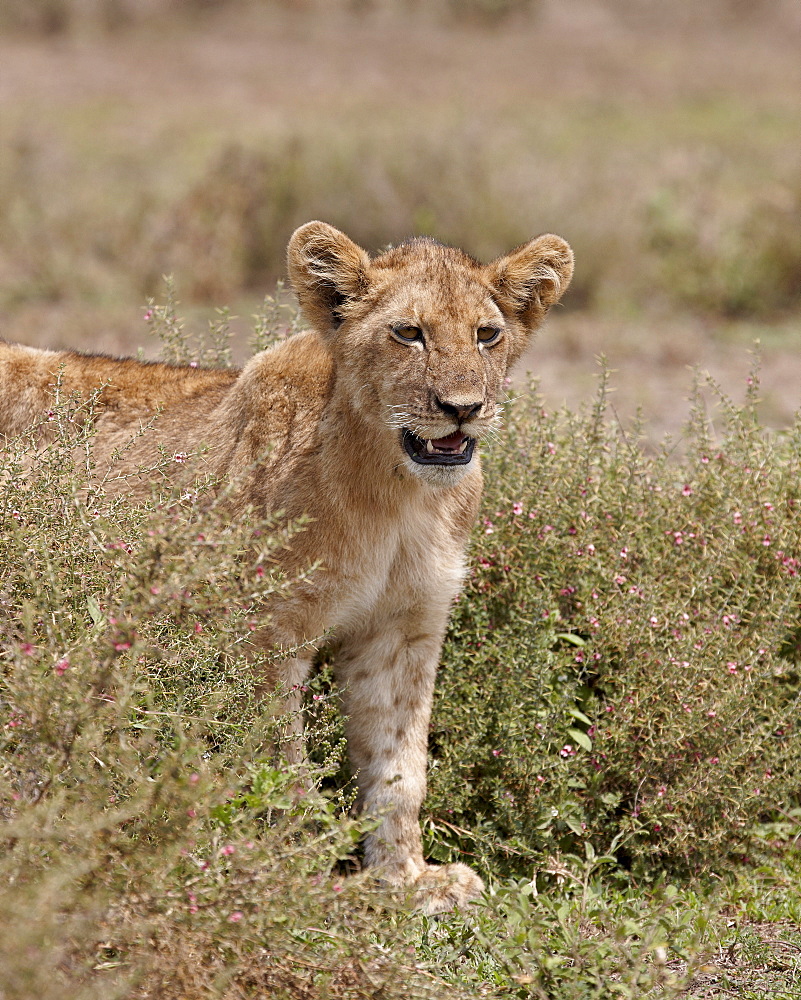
(2, 306, 800, 997)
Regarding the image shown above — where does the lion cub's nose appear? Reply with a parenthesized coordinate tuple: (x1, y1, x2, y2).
(434, 396, 482, 422)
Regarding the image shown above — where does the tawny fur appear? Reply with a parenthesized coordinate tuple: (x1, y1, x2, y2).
(0, 222, 573, 913)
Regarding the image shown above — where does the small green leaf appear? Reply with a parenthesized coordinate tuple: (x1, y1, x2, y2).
(568, 728, 593, 752)
(86, 594, 104, 627)
(555, 632, 586, 647)
(568, 706, 593, 726)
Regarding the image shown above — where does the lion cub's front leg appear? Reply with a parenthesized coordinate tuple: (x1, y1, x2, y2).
(336, 619, 484, 914)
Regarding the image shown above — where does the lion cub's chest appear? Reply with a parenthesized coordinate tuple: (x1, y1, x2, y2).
(311, 499, 467, 636)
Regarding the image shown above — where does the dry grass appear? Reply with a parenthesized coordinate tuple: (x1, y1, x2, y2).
(3, 336, 801, 998)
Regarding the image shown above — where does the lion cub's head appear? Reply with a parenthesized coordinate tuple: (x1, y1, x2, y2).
(287, 222, 573, 487)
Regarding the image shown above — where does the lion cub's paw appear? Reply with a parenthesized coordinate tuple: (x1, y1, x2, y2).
(411, 862, 485, 915)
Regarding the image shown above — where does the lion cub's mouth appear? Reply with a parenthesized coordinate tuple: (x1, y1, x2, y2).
(402, 429, 476, 466)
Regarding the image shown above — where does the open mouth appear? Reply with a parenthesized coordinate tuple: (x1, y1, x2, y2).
(402, 428, 476, 466)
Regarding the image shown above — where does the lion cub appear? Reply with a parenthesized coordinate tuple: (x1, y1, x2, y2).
(0, 222, 572, 912)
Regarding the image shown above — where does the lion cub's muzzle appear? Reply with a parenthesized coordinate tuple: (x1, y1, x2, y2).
(401, 428, 476, 466)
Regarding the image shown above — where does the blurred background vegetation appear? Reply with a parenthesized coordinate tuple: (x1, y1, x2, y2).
(1, 0, 799, 436)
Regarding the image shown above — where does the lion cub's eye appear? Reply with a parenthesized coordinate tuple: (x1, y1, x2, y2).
(477, 326, 502, 346)
(391, 324, 424, 344)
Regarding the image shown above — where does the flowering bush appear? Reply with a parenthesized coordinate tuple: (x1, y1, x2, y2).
(428, 368, 801, 877)
(1, 323, 799, 997)
(0, 390, 391, 998)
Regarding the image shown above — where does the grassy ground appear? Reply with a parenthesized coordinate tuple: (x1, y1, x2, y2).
(2, 327, 801, 998)
(1, 2, 801, 997)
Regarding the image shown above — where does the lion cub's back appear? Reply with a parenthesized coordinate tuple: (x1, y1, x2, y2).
(212, 331, 334, 489)
(0, 340, 239, 441)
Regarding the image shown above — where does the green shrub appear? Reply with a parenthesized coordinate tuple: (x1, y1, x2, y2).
(0, 384, 433, 999)
(428, 366, 801, 877)
(2, 309, 800, 996)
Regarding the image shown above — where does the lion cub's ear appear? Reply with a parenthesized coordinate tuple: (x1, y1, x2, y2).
(287, 221, 372, 336)
(487, 234, 574, 332)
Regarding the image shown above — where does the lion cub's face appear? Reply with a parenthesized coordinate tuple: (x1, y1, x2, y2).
(288, 223, 574, 487)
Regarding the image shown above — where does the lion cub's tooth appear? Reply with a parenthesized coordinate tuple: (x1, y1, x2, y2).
(458, 438, 469, 453)
(426, 439, 435, 455)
